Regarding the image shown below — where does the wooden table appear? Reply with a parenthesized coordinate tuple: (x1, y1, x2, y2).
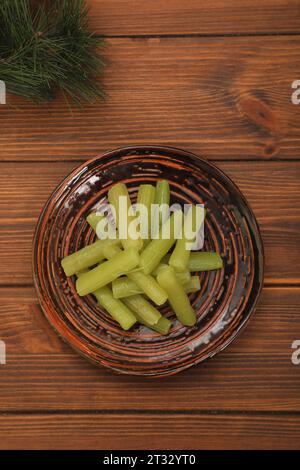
(0, 0, 300, 450)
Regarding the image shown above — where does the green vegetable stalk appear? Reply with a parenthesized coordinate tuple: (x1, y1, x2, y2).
(76, 247, 139, 296)
(157, 266, 196, 326)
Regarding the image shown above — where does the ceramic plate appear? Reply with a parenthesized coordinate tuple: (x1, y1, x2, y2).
(33, 146, 264, 376)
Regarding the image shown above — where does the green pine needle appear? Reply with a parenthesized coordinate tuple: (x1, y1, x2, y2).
(0, 0, 106, 104)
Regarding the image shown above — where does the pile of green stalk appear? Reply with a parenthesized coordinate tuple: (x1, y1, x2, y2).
(61, 180, 223, 334)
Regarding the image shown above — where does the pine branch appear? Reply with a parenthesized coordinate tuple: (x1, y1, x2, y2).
(0, 0, 106, 104)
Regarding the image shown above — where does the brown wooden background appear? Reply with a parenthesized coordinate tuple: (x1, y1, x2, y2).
(0, 0, 300, 450)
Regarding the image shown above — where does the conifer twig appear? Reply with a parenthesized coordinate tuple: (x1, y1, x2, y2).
(0, 0, 106, 104)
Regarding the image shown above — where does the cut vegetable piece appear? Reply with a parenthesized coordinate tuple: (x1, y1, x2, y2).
(61, 238, 120, 277)
(122, 295, 164, 329)
(153, 263, 191, 285)
(76, 248, 139, 296)
(169, 238, 190, 272)
(137, 184, 156, 245)
(128, 270, 168, 306)
(102, 243, 122, 259)
(139, 210, 183, 275)
(188, 252, 223, 272)
(93, 286, 137, 330)
(108, 182, 142, 251)
(87, 211, 116, 240)
(176, 270, 192, 285)
(103, 244, 168, 306)
(76, 271, 136, 330)
(86, 212, 104, 232)
(151, 263, 169, 277)
(155, 180, 170, 226)
(157, 266, 196, 326)
(184, 276, 201, 294)
(155, 180, 170, 206)
(127, 308, 171, 335)
(169, 205, 205, 272)
(145, 316, 171, 335)
(124, 294, 161, 325)
(112, 277, 142, 298)
(108, 182, 128, 227)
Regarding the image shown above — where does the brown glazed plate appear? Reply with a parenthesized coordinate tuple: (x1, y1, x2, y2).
(33, 146, 264, 377)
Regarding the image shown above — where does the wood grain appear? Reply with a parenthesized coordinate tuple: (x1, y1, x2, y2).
(86, 0, 300, 36)
(0, 286, 299, 412)
(1, 36, 300, 162)
(1, 3, 300, 449)
(0, 161, 299, 284)
(0, 412, 299, 450)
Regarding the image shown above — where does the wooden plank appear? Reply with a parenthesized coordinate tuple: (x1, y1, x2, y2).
(0, 161, 299, 284)
(0, 286, 299, 412)
(0, 412, 299, 449)
(1, 36, 300, 162)
(86, 0, 300, 36)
